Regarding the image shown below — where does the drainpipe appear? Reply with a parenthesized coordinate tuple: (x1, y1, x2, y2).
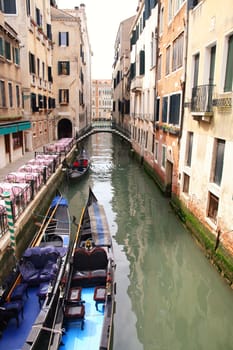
(179, 1, 190, 142)
(154, 0, 161, 129)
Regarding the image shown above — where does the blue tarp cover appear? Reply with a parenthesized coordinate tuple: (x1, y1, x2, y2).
(51, 195, 68, 208)
(88, 202, 111, 246)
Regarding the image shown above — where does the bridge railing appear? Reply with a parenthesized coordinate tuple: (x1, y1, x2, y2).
(76, 121, 131, 142)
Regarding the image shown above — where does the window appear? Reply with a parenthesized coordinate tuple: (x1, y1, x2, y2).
(224, 34, 233, 92)
(0, 37, 4, 56)
(2, 0, 16, 14)
(58, 61, 70, 75)
(183, 173, 190, 194)
(13, 132, 22, 149)
(139, 50, 145, 75)
(0, 80, 6, 107)
(208, 192, 219, 224)
(26, 0, 30, 16)
(154, 141, 159, 162)
(209, 45, 216, 85)
(193, 53, 199, 87)
(13, 47, 20, 65)
(36, 7, 42, 26)
(151, 32, 156, 67)
(155, 97, 160, 122)
(169, 93, 181, 124)
(48, 66, 53, 82)
(47, 24, 52, 41)
(162, 96, 168, 122)
(168, 0, 173, 22)
(5, 41, 11, 60)
(186, 132, 193, 166)
(37, 58, 40, 77)
(166, 45, 171, 75)
(59, 89, 69, 104)
(172, 32, 184, 71)
(212, 139, 225, 186)
(29, 52, 36, 74)
(174, 0, 185, 13)
(8, 82, 13, 107)
(31, 93, 37, 112)
(59, 32, 69, 46)
(157, 55, 161, 80)
(162, 145, 166, 168)
(159, 7, 164, 34)
(16, 85, 20, 107)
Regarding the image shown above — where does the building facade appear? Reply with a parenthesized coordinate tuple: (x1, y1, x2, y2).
(54, 5, 92, 136)
(112, 16, 135, 134)
(92, 80, 112, 121)
(3, 0, 56, 151)
(179, 0, 233, 248)
(129, 0, 158, 172)
(0, 10, 31, 168)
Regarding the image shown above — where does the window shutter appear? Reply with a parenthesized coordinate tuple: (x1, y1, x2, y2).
(139, 50, 145, 75)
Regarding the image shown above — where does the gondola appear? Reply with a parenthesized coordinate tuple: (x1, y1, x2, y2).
(0, 191, 71, 349)
(67, 148, 90, 182)
(47, 187, 116, 350)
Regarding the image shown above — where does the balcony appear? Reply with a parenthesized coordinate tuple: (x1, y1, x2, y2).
(191, 84, 215, 122)
(131, 76, 143, 92)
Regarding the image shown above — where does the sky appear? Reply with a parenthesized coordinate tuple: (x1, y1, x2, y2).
(56, 0, 138, 79)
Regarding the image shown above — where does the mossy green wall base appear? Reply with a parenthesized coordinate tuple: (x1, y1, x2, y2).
(130, 149, 233, 287)
(170, 194, 233, 287)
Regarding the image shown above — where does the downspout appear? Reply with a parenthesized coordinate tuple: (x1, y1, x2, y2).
(179, 0, 190, 142)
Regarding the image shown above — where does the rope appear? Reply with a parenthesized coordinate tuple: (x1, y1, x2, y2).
(32, 324, 65, 335)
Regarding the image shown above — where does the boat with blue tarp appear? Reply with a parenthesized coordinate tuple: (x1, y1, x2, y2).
(0, 192, 71, 349)
(29, 187, 116, 350)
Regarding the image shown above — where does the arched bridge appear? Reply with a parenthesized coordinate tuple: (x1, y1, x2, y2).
(76, 121, 131, 143)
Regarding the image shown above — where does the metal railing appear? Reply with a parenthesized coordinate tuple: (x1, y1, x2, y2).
(191, 84, 215, 113)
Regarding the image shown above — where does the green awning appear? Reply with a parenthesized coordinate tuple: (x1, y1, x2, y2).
(0, 121, 31, 135)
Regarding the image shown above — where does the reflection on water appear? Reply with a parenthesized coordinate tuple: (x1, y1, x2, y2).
(64, 133, 233, 350)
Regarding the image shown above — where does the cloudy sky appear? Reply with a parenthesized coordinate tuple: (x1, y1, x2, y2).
(56, 0, 138, 79)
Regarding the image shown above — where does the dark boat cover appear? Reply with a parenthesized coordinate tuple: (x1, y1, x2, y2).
(88, 202, 111, 246)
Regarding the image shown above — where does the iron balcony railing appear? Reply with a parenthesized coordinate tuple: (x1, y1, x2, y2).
(191, 84, 215, 113)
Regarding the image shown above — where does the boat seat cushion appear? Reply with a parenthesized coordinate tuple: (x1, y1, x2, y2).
(10, 283, 28, 301)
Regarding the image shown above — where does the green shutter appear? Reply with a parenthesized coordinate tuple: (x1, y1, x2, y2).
(224, 35, 233, 92)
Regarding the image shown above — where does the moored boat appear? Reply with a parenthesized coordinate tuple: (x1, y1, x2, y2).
(48, 187, 116, 350)
(0, 192, 71, 349)
(67, 148, 90, 181)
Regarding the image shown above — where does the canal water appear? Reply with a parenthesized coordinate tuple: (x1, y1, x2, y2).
(62, 133, 233, 350)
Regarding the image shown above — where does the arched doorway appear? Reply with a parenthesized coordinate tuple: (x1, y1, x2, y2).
(57, 118, 73, 139)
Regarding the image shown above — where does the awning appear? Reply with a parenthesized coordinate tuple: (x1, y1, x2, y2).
(88, 202, 112, 247)
(0, 121, 31, 136)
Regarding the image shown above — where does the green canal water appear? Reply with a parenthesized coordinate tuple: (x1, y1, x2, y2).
(62, 133, 233, 350)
